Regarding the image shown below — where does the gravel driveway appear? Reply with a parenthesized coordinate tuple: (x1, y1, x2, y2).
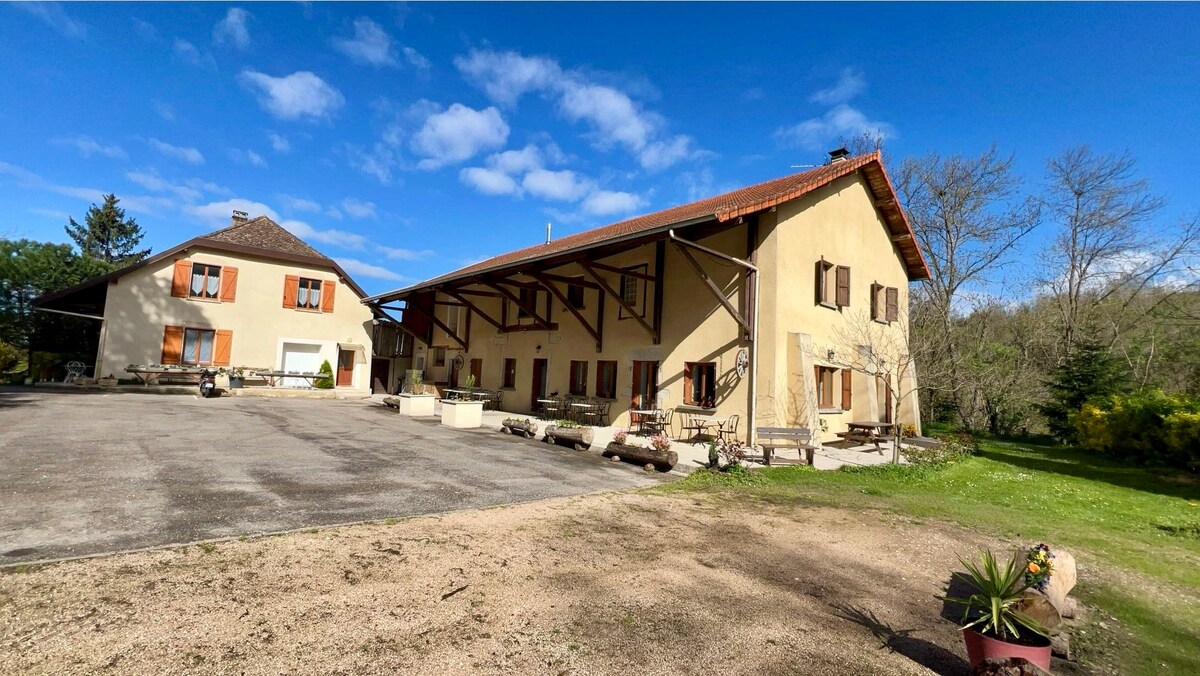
(0, 389, 659, 564)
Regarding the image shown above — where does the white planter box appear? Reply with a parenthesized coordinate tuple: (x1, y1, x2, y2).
(440, 399, 483, 428)
(398, 393, 436, 416)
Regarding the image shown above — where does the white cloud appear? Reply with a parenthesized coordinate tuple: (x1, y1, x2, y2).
(238, 70, 345, 121)
(149, 138, 204, 164)
(278, 194, 321, 213)
(402, 46, 431, 70)
(15, 2, 87, 39)
(639, 136, 697, 172)
(810, 68, 867, 105)
(335, 258, 406, 281)
(522, 169, 588, 202)
(285, 221, 370, 250)
(774, 104, 894, 152)
(455, 49, 562, 107)
(28, 207, 71, 220)
(411, 103, 509, 169)
(54, 135, 127, 160)
(459, 166, 520, 196)
(376, 245, 435, 261)
(126, 169, 199, 201)
(229, 148, 267, 167)
(213, 8, 251, 50)
(326, 207, 343, 220)
(0, 161, 174, 214)
(173, 39, 216, 68)
(581, 190, 646, 217)
(558, 81, 657, 152)
(151, 99, 176, 121)
(332, 17, 398, 67)
(346, 141, 401, 184)
(184, 198, 276, 226)
(341, 198, 377, 219)
(132, 17, 158, 41)
(267, 133, 289, 153)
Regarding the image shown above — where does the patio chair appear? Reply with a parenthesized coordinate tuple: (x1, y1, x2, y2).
(718, 414, 741, 443)
(680, 413, 707, 441)
(583, 399, 612, 427)
(541, 396, 563, 420)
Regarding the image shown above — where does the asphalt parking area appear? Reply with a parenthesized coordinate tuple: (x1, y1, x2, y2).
(0, 389, 661, 565)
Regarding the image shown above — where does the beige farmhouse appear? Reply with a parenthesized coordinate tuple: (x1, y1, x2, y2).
(37, 213, 375, 392)
(366, 150, 930, 443)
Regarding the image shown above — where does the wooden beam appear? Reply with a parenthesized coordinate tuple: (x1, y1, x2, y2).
(448, 288, 504, 298)
(671, 241, 751, 339)
(579, 261, 658, 343)
(439, 287, 505, 332)
(890, 233, 913, 242)
(431, 300, 466, 307)
(589, 261, 656, 282)
(529, 272, 602, 352)
(537, 271, 600, 290)
(652, 240, 665, 344)
(484, 281, 555, 329)
(405, 302, 468, 351)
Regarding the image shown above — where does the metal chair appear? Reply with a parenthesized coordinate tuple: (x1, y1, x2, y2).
(64, 361, 86, 385)
(680, 413, 707, 441)
(718, 414, 741, 442)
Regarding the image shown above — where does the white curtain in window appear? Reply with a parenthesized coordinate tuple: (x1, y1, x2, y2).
(191, 270, 204, 295)
(182, 330, 198, 364)
(198, 331, 213, 363)
(309, 285, 321, 308)
(297, 285, 309, 307)
(206, 270, 219, 296)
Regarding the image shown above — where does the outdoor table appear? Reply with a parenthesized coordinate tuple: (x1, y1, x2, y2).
(630, 408, 659, 434)
(126, 366, 206, 385)
(842, 421, 896, 454)
(570, 401, 598, 424)
(257, 371, 325, 389)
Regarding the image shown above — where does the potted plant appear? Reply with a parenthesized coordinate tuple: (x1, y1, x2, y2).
(602, 429, 677, 472)
(947, 549, 1052, 670)
(501, 417, 538, 438)
(227, 366, 246, 389)
(543, 418, 594, 451)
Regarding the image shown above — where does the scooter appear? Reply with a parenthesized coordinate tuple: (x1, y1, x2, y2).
(198, 368, 218, 398)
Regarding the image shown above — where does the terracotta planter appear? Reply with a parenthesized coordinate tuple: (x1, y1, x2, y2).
(962, 628, 1052, 671)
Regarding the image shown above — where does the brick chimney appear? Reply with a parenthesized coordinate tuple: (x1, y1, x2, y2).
(231, 210, 249, 226)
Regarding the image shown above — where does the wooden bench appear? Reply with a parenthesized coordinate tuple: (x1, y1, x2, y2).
(757, 427, 820, 466)
(835, 429, 886, 454)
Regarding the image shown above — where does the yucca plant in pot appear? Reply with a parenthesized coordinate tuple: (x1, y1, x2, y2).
(947, 549, 1051, 670)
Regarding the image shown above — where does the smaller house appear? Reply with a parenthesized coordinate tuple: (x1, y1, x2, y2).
(36, 212, 375, 391)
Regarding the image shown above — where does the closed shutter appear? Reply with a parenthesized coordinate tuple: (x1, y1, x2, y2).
(841, 369, 853, 410)
(213, 330, 233, 366)
(283, 275, 299, 308)
(171, 260, 190, 298)
(886, 287, 899, 322)
(320, 280, 336, 312)
(161, 325, 185, 364)
(871, 282, 882, 321)
(219, 266, 238, 303)
(835, 266, 851, 307)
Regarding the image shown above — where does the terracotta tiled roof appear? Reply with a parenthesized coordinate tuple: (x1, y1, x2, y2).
(368, 151, 928, 302)
(199, 216, 330, 260)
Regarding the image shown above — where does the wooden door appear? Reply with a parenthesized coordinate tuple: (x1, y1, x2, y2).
(530, 358, 548, 410)
(336, 349, 354, 387)
(631, 360, 659, 409)
(469, 358, 483, 386)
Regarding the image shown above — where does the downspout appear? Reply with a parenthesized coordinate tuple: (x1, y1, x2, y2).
(666, 230, 761, 449)
(33, 307, 108, 379)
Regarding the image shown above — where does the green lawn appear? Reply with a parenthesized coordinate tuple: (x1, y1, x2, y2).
(664, 439, 1200, 675)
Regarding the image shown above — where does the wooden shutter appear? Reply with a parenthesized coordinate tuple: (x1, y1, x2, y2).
(219, 267, 238, 303)
(835, 266, 851, 307)
(161, 325, 184, 365)
(320, 280, 336, 312)
(282, 275, 299, 308)
(813, 366, 821, 407)
(213, 330, 233, 366)
(171, 260, 190, 298)
(886, 287, 899, 323)
(841, 369, 853, 410)
(870, 282, 882, 321)
(815, 259, 826, 304)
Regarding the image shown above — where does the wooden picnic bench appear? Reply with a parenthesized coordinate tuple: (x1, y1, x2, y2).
(757, 427, 820, 466)
(835, 421, 894, 454)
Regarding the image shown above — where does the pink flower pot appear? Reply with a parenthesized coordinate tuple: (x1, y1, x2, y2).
(962, 628, 1052, 671)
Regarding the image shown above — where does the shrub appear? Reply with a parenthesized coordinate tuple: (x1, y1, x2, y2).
(902, 438, 974, 465)
(649, 433, 671, 453)
(612, 428, 628, 445)
(0, 340, 21, 373)
(1075, 390, 1200, 470)
(314, 359, 334, 389)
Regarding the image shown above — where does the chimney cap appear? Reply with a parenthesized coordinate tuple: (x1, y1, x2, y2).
(828, 147, 850, 163)
(231, 210, 249, 224)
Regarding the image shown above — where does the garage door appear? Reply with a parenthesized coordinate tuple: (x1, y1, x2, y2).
(281, 343, 322, 388)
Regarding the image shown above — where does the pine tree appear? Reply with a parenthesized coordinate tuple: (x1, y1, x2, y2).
(64, 194, 150, 265)
(1039, 333, 1127, 442)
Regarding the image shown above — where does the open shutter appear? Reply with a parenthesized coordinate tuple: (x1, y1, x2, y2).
(320, 280, 336, 312)
(213, 330, 233, 366)
(835, 266, 851, 307)
(815, 259, 825, 305)
(841, 369, 853, 410)
(283, 275, 299, 308)
(870, 282, 882, 321)
(886, 287, 899, 323)
(161, 325, 184, 365)
(219, 267, 238, 303)
(171, 260, 190, 298)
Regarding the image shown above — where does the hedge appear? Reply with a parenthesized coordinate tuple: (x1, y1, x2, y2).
(1075, 390, 1200, 470)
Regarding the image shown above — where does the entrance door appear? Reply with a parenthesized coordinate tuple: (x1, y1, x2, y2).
(631, 360, 659, 409)
(530, 358, 548, 410)
(469, 358, 483, 387)
(371, 358, 390, 394)
(336, 349, 354, 387)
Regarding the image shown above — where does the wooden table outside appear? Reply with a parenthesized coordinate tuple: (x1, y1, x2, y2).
(257, 371, 324, 389)
(126, 367, 206, 386)
(843, 421, 896, 454)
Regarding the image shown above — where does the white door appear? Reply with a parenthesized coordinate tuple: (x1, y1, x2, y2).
(281, 343, 322, 388)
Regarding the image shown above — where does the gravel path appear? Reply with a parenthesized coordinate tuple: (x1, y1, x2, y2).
(0, 489, 988, 675)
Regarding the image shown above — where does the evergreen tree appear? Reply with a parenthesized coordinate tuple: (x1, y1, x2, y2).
(64, 194, 150, 265)
(1039, 333, 1127, 442)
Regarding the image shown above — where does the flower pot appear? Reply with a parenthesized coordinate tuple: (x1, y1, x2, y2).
(962, 628, 1052, 671)
(228, 377, 243, 389)
(543, 425, 594, 451)
(501, 418, 538, 438)
(602, 442, 677, 472)
(398, 392, 436, 416)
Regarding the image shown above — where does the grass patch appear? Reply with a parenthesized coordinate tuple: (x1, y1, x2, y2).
(663, 438, 1200, 674)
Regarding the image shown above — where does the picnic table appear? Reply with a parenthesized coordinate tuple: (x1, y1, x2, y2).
(681, 413, 733, 440)
(838, 421, 896, 454)
(126, 365, 207, 385)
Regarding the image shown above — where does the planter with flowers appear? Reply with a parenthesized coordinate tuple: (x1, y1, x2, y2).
(947, 549, 1053, 671)
(602, 430, 677, 472)
(543, 419, 594, 451)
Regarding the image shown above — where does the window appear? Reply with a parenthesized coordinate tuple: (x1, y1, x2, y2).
(618, 264, 647, 319)
(433, 347, 447, 367)
(815, 367, 852, 411)
(816, 258, 850, 309)
(296, 277, 322, 310)
(502, 358, 517, 389)
(595, 360, 617, 399)
(189, 263, 220, 299)
(182, 328, 215, 365)
(620, 275, 637, 305)
(567, 281, 586, 310)
(447, 305, 461, 333)
(685, 362, 717, 408)
(871, 283, 900, 323)
(569, 360, 588, 396)
(517, 288, 533, 318)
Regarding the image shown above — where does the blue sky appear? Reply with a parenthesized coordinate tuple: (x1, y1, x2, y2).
(2, 2, 1198, 296)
